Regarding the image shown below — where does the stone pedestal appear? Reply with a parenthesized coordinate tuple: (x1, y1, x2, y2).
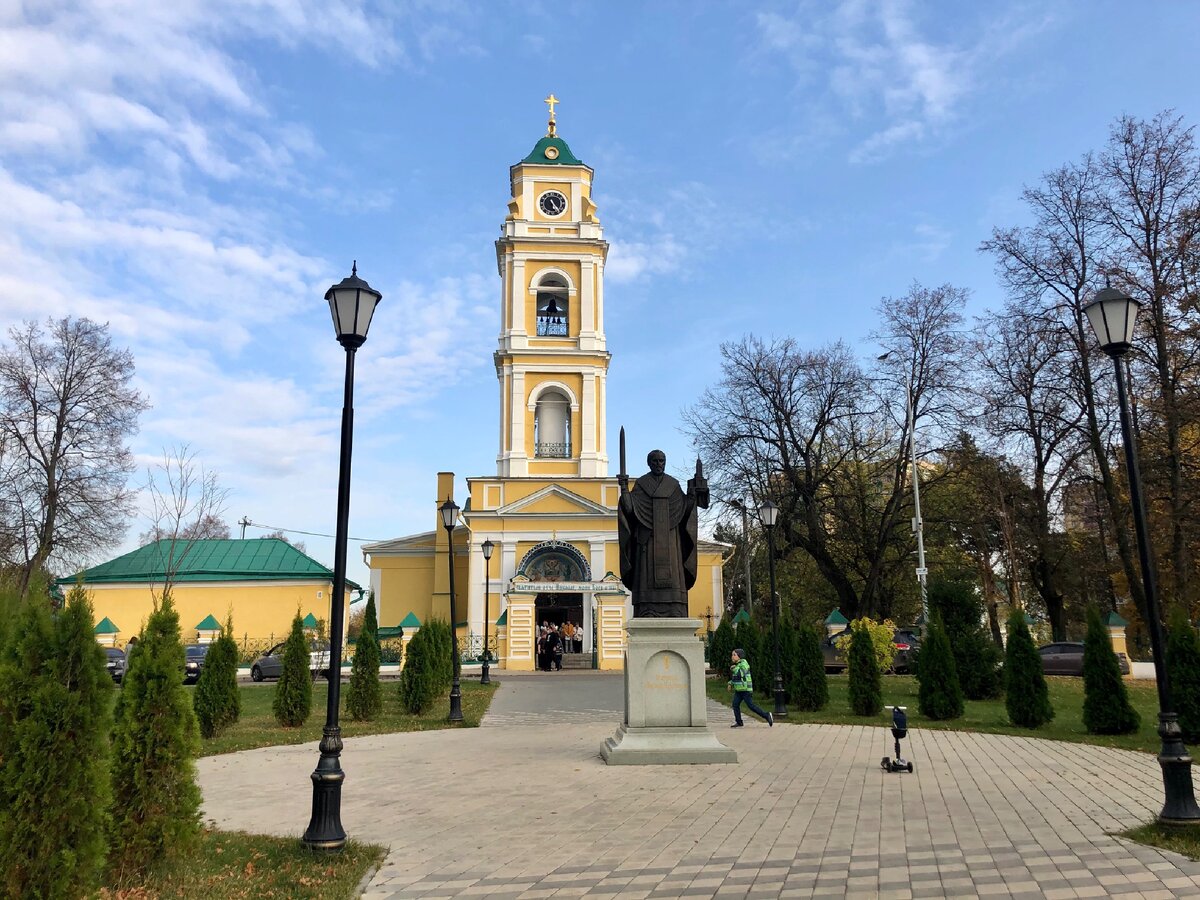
(601, 618, 737, 765)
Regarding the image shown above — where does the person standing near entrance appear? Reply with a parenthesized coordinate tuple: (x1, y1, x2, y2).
(728, 649, 772, 727)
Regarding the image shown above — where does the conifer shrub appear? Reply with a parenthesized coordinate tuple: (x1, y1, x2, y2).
(347, 594, 383, 721)
(1004, 608, 1054, 728)
(109, 590, 201, 882)
(1166, 607, 1200, 743)
(791, 623, 828, 711)
(916, 614, 964, 720)
(273, 611, 313, 728)
(709, 616, 735, 677)
(847, 620, 882, 716)
(928, 580, 1002, 699)
(0, 585, 114, 899)
(193, 614, 241, 739)
(399, 625, 439, 714)
(1082, 605, 1140, 735)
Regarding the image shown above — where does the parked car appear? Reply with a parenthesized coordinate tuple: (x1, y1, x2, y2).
(821, 627, 921, 674)
(184, 643, 211, 684)
(105, 647, 126, 684)
(1038, 641, 1131, 676)
(250, 640, 331, 681)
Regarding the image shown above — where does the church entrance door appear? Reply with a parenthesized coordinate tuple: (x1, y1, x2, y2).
(535, 592, 585, 665)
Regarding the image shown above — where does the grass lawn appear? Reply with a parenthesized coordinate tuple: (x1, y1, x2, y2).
(192, 679, 498, 756)
(1123, 822, 1200, 861)
(706, 674, 1165, 753)
(99, 828, 385, 899)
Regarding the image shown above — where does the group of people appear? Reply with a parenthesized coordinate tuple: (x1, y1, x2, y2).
(536, 621, 583, 671)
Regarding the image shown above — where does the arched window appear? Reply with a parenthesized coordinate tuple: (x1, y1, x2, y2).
(534, 389, 571, 458)
(536, 274, 568, 336)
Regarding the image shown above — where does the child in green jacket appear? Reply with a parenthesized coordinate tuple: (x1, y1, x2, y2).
(728, 648, 773, 727)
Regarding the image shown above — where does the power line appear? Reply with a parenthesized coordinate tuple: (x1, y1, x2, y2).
(241, 519, 386, 544)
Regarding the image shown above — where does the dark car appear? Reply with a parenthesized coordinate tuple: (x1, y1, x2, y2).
(250, 640, 331, 682)
(105, 647, 126, 684)
(1038, 641, 1131, 676)
(184, 643, 210, 684)
(822, 627, 921, 674)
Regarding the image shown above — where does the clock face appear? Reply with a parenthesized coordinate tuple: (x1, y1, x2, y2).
(538, 190, 567, 217)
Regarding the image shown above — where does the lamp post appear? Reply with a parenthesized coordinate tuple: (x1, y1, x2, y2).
(878, 354, 929, 628)
(1084, 283, 1200, 825)
(481, 539, 494, 685)
(440, 497, 463, 723)
(302, 262, 382, 852)
(757, 499, 787, 719)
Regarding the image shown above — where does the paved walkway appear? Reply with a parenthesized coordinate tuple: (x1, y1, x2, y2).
(198, 674, 1200, 898)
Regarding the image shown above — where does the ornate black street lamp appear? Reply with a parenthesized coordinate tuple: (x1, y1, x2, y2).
(481, 538, 494, 685)
(757, 499, 787, 719)
(440, 497, 463, 722)
(303, 262, 382, 852)
(1084, 283, 1200, 824)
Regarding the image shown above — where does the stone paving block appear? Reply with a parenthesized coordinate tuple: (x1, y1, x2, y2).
(195, 675, 1186, 899)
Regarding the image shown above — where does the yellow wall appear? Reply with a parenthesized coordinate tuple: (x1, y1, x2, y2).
(82, 580, 353, 646)
(373, 549, 437, 630)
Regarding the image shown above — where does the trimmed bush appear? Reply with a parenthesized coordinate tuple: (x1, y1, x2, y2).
(194, 614, 241, 739)
(847, 620, 882, 716)
(347, 594, 383, 721)
(399, 625, 440, 714)
(1166, 607, 1200, 743)
(109, 590, 201, 882)
(0, 585, 114, 899)
(791, 623, 828, 711)
(1082, 605, 1140, 734)
(709, 616, 735, 678)
(273, 611, 313, 728)
(928, 580, 1002, 699)
(1004, 608, 1054, 728)
(916, 614, 964, 720)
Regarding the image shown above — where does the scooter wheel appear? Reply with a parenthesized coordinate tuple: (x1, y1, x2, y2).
(907, 762, 914, 773)
(881, 757, 890, 770)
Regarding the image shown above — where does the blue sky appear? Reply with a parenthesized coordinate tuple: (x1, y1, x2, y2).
(3, 0, 1198, 593)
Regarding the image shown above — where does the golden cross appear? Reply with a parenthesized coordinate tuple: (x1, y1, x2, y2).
(544, 93, 559, 118)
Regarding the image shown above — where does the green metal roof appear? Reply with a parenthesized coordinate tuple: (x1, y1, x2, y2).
(195, 614, 221, 631)
(495, 609, 508, 627)
(94, 616, 120, 635)
(521, 136, 584, 166)
(733, 608, 751, 624)
(302, 613, 320, 628)
(825, 609, 849, 625)
(60, 538, 361, 591)
(377, 625, 404, 639)
(1106, 611, 1129, 627)
(399, 611, 421, 628)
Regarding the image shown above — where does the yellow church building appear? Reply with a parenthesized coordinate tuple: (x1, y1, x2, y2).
(363, 102, 728, 671)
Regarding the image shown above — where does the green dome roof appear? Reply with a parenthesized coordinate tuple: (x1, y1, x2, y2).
(521, 136, 584, 166)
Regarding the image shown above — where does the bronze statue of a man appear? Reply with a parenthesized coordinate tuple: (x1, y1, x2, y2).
(618, 448, 709, 617)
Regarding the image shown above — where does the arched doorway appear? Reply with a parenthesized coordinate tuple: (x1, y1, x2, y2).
(519, 541, 591, 666)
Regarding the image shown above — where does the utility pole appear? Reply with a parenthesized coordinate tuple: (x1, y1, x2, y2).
(239, 516, 251, 539)
(906, 377, 928, 625)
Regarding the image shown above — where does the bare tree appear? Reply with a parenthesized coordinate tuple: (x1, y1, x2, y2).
(259, 529, 307, 555)
(973, 306, 1088, 639)
(980, 154, 1149, 620)
(0, 317, 149, 596)
(143, 446, 229, 596)
(1101, 110, 1200, 609)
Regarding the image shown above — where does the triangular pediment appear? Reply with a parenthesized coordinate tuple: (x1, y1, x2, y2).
(497, 485, 612, 517)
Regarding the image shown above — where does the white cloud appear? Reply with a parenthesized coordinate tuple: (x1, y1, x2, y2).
(755, 0, 1057, 163)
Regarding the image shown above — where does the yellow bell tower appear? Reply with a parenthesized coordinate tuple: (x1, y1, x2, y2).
(494, 97, 610, 478)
